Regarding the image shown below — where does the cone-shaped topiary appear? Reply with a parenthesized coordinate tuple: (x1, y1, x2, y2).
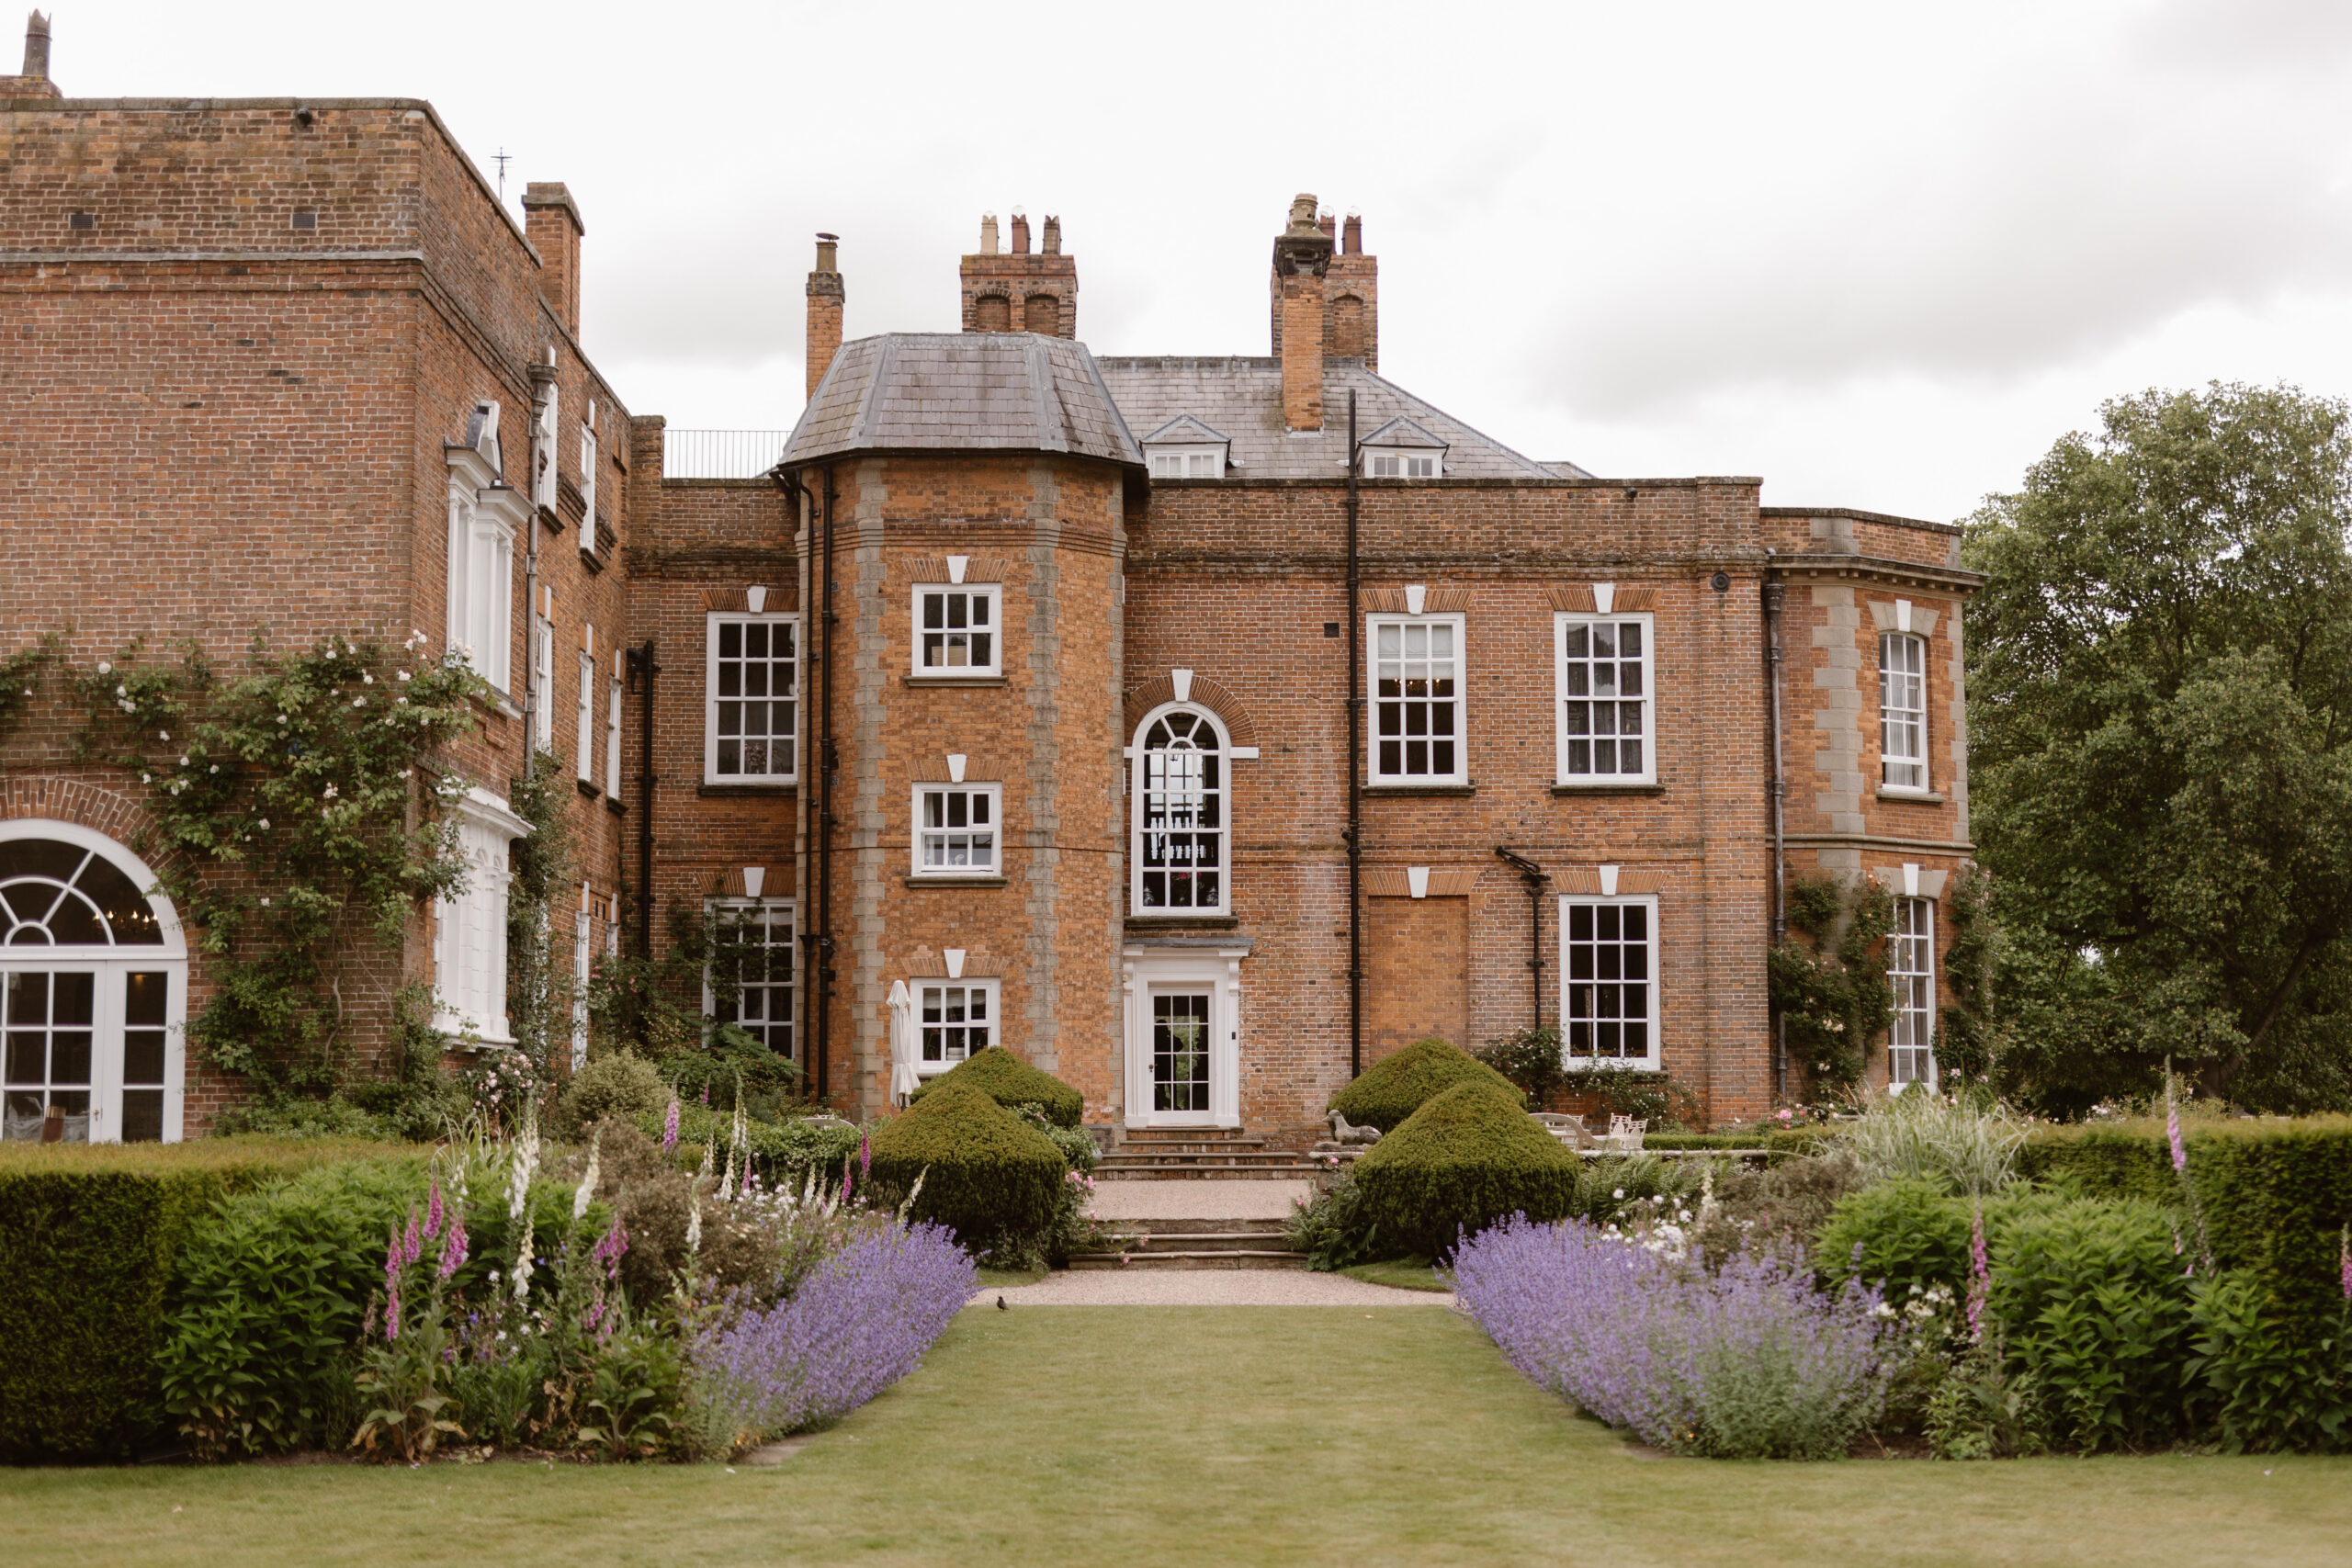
(867, 1077, 1066, 1247)
(1328, 1036, 1522, 1133)
(905, 1045, 1084, 1128)
(1352, 1080, 1582, 1258)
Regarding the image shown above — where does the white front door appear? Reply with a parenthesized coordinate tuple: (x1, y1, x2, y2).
(1122, 950, 1244, 1129)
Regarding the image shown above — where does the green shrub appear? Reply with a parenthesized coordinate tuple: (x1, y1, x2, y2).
(557, 1051, 670, 1137)
(1352, 1081, 1582, 1257)
(1815, 1179, 1974, 1298)
(1472, 1027, 1566, 1111)
(1329, 1037, 1521, 1134)
(1691, 1154, 1867, 1267)
(646, 1103, 861, 1188)
(906, 1047, 1084, 1129)
(2189, 1268, 2352, 1453)
(867, 1079, 1065, 1253)
(1286, 1171, 1385, 1270)
(2021, 1116, 2352, 1335)
(1831, 1091, 2028, 1196)
(651, 1029, 801, 1121)
(1993, 1196, 2199, 1451)
(0, 1138, 409, 1461)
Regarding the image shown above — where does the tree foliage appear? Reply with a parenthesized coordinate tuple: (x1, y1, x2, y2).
(1965, 383, 2352, 1113)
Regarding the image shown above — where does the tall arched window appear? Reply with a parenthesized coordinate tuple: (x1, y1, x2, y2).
(1132, 706, 1227, 915)
(1, 821, 187, 1143)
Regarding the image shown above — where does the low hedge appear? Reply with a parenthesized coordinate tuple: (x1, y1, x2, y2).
(1329, 1037, 1521, 1134)
(642, 1103, 862, 1188)
(867, 1079, 1065, 1247)
(2020, 1116, 2352, 1328)
(1352, 1081, 1582, 1258)
(906, 1047, 1084, 1129)
(0, 1137, 413, 1461)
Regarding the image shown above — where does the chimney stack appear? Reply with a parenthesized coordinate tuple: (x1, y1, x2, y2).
(5, 10, 61, 97)
(961, 210, 1078, 337)
(1341, 213, 1362, 254)
(520, 183, 586, 337)
(807, 232, 844, 400)
(1010, 213, 1031, 254)
(1272, 193, 1334, 432)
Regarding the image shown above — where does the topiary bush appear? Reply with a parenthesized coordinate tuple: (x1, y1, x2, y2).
(905, 1047, 1084, 1129)
(1329, 1037, 1521, 1134)
(866, 1078, 1065, 1254)
(0, 1138, 410, 1461)
(1352, 1081, 1582, 1258)
(556, 1051, 669, 1138)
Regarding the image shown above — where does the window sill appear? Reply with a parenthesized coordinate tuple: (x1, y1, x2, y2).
(1363, 782, 1476, 796)
(1553, 782, 1666, 796)
(902, 674, 1008, 688)
(574, 778, 601, 801)
(699, 782, 797, 797)
(903, 874, 1008, 888)
(470, 693, 523, 722)
(1876, 787, 1945, 805)
(605, 796, 628, 817)
(1126, 914, 1239, 931)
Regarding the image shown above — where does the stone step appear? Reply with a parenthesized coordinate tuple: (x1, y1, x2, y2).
(1109, 1141, 1274, 1156)
(1116, 1128, 1268, 1145)
(1067, 1249, 1309, 1271)
(1097, 1153, 1305, 1168)
(1103, 1229, 1292, 1253)
(1094, 1165, 1327, 1180)
(1105, 1216, 1292, 1237)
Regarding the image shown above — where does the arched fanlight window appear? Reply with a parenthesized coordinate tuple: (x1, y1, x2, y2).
(1133, 706, 1227, 915)
(1, 838, 167, 946)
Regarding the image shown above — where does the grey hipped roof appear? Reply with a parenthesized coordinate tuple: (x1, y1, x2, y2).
(782, 333, 1143, 468)
(1094, 357, 1582, 480)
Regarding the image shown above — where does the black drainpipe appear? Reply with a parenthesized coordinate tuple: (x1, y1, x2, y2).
(1763, 567, 1790, 1102)
(1345, 391, 1363, 1079)
(1495, 847, 1549, 1031)
(628, 640, 658, 961)
(767, 462, 821, 1097)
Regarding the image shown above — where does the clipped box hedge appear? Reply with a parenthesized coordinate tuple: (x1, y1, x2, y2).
(905, 1047, 1084, 1129)
(0, 1137, 413, 1461)
(867, 1078, 1065, 1247)
(1329, 1037, 1521, 1134)
(1352, 1081, 1583, 1258)
(2020, 1116, 2352, 1327)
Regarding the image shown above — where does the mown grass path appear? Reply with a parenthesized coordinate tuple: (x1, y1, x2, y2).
(4, 1306, 2346, 1566)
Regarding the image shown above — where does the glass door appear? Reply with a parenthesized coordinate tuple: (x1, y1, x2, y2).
(3, 969, 96, 1143)
(1150, 989, 1213, 1117)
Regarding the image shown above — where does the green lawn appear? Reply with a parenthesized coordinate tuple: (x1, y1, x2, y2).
(4, 1308, 2347, 1567)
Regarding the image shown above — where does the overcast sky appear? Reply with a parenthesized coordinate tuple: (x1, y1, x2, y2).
(44, 0, 2352, 520)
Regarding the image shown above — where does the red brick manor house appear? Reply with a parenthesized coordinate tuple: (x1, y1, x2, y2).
(0, 28, 1979, 1144)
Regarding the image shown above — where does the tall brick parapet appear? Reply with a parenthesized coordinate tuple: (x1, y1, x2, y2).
(959, 213, 1078, 337)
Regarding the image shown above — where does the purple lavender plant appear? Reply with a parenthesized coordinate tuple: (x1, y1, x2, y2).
(690, 1223, 975, 1448)
(1453, 1214, 1889, 1459)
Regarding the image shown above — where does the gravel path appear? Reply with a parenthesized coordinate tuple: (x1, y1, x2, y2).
(1087, 1179, 1313, 1220)
(967, 1270, 1453, 1307)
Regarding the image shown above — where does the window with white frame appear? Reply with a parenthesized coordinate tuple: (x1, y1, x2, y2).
(705, 614, 798, 783)
(575, 648, 595, 783)
(1889, 897, 1937, 1089)
(579, 404, 598, 552)
(1561, 895, 1657, 1067)
(533, 384, 560, 512)
(605, 652, 623, 796)
(1147, 446, 1223, 479)
(1365, 449, 1440, 479)
(1133, 707, 1226, 913)
(443, 485, 514, 691)
(1370, 615, 1464, 783)
(1556, 614, 1653, 783)
(705, 897, 796, 1059)
(912, 584, 1000, 676)
(1880, 632, 1928, 790)
(531, 605, 554, 750)
(916, 978, 996, 1073)
(913, 784, 1000, 875)
(571, 890, 592, 1071)
(434, 790, 527, 1045)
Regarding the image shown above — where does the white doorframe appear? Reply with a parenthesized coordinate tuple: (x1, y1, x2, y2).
(1120, 944, 1248, 1130)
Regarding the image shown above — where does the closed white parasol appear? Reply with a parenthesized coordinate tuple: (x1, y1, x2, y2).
(888, 978, 922, 1106)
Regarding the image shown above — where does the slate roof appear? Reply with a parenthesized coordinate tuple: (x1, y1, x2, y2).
(782, 333, 1142, 468)
(1093, 356, 1584, 480)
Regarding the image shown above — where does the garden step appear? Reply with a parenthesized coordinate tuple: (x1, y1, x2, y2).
(1115, 1129, 1268, 1146)
(1067, 1248, 1309, 1271)
(1094, 1163, 1326, 1180)
(1102, 1229, 1292, 1254)
(1103, 1216, 1292, 1238)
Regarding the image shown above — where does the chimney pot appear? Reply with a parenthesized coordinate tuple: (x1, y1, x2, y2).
(1342, 213, 1362, 254)
(1010, 213, 1031, 254)
(1042, 216, 1061, 255)
(22, 8, 49, 79)
(980, 214, 999, 255)
(1317, 213, 1336, 241)
(815, 231, 838, 273)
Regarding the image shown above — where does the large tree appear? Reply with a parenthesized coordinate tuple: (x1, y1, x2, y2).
(1965, 383, 2352, 1114)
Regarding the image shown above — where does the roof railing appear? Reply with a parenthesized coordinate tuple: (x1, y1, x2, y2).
(662, 429, 788, 480)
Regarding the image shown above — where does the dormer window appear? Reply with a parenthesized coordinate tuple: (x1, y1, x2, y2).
(1141, 415, 1232, 482)
(1360, 415, 1448, 480)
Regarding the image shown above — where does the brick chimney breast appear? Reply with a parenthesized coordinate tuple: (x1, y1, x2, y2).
(807, 232, 844, 400)
(959, 211, 1078, 337)
(1272, 193, 1334, 432)
(520, 182, 586, 337)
